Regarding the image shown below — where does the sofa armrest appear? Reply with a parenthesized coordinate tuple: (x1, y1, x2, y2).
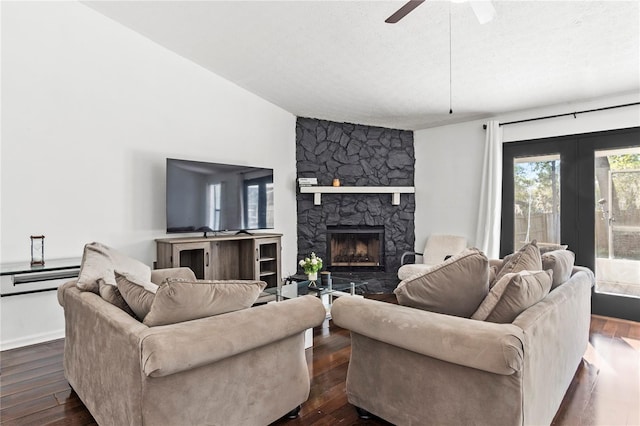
(332, 296, 524, 375)
(572, 265, 595, 287)
(139, 295, 326, 377)
(150, 267, 196, 285)
(57, 280, 78, 307)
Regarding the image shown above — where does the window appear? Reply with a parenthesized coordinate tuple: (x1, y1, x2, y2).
(208, 183, 221, 230)
(502, 127, 640, 321)
(244, 176, 273, 229)
(513, 154, 561, 249)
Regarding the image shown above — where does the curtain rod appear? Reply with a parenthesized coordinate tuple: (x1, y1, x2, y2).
(482, 102, 640, 130)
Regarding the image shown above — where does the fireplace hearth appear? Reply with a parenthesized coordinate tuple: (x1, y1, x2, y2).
(327, 226, 384, 270)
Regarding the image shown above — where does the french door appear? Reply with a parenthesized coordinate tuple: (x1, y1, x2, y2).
(502, 127, 640, 321)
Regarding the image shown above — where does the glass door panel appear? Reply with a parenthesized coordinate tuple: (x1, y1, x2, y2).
(594, 147, 640, 298)
(513, 154, 561, 250)
(503, 128, 640, 321)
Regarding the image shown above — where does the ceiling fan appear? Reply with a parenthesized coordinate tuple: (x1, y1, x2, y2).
(385, 0, 496, 25)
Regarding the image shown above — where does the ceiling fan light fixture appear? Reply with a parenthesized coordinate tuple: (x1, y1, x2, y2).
(385, 0, 496, 25)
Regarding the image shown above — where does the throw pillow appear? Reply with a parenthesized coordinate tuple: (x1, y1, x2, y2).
(488, 265, 499, 289)
(538, 242, 569, 255)
(76, 243, 116, 293)
(98, 279, 135, 317)
(149, 267, 197, 286)
(143, 279, 267, 327)
(76, 242, 151, 294)
(471, 270, 553, 323)
(393, 248, 489, 318)
(117, 273, 157, 321)
(110, 247, 152, 283)
(542, 250, 575, 289)
(494, 240, 542, 283)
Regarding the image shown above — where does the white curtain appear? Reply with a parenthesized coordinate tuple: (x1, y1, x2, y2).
(475, 120, 503, 258)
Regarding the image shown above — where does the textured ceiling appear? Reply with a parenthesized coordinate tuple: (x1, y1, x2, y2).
(84, 1, 640, 130)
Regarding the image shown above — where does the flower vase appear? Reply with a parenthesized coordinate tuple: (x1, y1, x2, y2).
(307, 272, 318, 289)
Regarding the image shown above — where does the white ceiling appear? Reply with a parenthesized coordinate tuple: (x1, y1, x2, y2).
(83, 0, 640, 130)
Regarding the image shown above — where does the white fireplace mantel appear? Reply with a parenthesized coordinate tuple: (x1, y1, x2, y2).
(299, 186, 415, 206)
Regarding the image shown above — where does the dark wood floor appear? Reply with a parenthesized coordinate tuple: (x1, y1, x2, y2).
(1, 307, 639, 425)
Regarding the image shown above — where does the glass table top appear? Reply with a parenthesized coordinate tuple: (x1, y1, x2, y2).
(264, 274, 368, 300)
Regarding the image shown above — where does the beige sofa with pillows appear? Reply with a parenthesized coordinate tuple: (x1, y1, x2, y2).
(332, 241, 593, 426)
(58, 242, 326, 426)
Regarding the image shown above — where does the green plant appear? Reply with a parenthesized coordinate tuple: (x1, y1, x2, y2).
(299, 252, 323, 274)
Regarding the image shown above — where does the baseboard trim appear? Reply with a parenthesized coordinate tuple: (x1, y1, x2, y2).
(0, 329, 65, 351)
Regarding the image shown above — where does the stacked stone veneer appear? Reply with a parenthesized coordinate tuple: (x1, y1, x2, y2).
(296, 117, 415, 272)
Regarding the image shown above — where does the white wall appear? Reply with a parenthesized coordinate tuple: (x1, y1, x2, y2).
(0, 2, 297, 349)
(414, 92, 640, 251)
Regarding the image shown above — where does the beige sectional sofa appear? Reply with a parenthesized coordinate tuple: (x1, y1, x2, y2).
(332, 262, 594, 426)
(58, 267, 326, 426)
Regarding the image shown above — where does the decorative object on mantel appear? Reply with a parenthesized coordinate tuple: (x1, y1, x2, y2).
(298, 177, 318, 187)
(332, 178, 341, 187)
(299, 252, 323, 289)
(30, 235, 45, 266)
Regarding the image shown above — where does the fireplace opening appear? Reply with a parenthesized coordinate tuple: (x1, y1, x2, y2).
(327, 226, 385, 271)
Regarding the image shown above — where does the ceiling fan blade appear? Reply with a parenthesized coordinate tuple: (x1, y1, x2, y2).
(469, 0, 496, 25)
(385, 0, 426, 24)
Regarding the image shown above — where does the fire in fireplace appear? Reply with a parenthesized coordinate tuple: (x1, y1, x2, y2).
(326, 226, 385, 270)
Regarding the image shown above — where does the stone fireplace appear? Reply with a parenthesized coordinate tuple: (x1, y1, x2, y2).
(327, 226, 384, 270)
(296, 117, 415, 273)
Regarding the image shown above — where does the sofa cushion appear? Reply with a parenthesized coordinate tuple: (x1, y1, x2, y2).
(542, 250, 575, 289)
(98, 279, 135, 316)
(393, 248, 489, 318)
(494, 240, 542, 284)
(143, 279, 267, 327)
(116, 273, 157, 321)
(472, 270, 553, 323)
(76, 242, 151, 294)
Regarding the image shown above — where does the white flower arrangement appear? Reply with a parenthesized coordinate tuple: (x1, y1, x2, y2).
(299, 252, 323, 274)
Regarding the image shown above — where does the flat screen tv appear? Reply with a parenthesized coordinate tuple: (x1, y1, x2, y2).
(166, 158, 274, 235)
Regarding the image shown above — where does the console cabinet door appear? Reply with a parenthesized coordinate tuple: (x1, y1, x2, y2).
(254, 237, 281, 288)
(210, 240, 246, 280)
(171, 242, 212, 280)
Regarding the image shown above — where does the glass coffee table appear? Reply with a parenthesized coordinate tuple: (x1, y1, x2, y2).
(261, 274, 367, 348)
(263, 273, 368, 314)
